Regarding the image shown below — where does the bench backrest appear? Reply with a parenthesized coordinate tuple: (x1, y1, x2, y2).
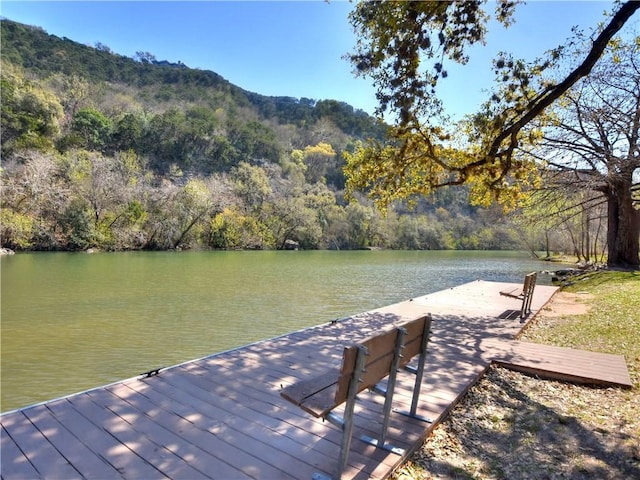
(334, 316, 429, 405)
(523, 272, 536, 293)
(522, 272, 537, 315)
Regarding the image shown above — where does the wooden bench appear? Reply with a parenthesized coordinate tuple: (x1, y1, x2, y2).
(281, 315, 432, 480)
(500, 272, 537, 319)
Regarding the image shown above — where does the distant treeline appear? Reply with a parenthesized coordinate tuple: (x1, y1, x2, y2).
(0, 18, 523, 252)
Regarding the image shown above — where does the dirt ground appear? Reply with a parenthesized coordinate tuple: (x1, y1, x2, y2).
(532, 291, 594, 316)
(392, 292, 640, 480)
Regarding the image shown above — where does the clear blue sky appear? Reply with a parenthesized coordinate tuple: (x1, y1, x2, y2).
(1, 1, 633, 119)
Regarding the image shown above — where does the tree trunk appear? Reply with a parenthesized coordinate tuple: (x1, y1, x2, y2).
(545, 230, 550, 259)
(606, 177, 640, 269)
(582, 209, 591, 263)
(593, 213, 604, 261)
(565, 221, 582, 263)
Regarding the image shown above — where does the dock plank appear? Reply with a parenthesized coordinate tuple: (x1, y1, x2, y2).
(119, 376, 300, 479)
(159, 362, 400, 478)
(1, 280, 633, 480)
(0, 426, 41, 479)
(178, 362, 410, 474)
(1, 410, 82, 479)
(152, 371, 323, 476)
(45, 398, 167, 479)
(106, 382, 258, 479)
(485, 339, 633, 387)
(80, 389, 211, 480)
(22, 405, 123, 480)
(102, 385, 246, 479)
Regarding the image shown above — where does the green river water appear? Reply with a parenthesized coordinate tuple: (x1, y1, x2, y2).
(1, 250, 558, 412)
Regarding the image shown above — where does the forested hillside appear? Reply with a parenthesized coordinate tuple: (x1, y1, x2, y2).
(1, 18, 522, 251)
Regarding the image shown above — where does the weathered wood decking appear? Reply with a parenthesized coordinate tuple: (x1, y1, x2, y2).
(1, 280, 632, 479)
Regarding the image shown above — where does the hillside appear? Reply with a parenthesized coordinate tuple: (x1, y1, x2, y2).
(0, 18, 523, 252)
(1, 19, 387, 152)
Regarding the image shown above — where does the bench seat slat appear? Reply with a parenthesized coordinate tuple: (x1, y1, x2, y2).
(281, 371, 338, 415)
(499, 287, 522, 298)
(298, 384, 339, 418)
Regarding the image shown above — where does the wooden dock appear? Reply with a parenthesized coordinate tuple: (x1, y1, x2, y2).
(1, 280, 632, 479)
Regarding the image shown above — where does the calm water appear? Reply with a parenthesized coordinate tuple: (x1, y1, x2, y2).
(1, 250, 556, 412)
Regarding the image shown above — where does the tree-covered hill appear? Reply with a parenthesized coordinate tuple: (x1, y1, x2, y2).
(1, 19, 387, 141)
(0, 18, 524, 252)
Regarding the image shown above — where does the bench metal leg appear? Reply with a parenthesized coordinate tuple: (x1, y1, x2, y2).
(361, 327, 407, 455)
(396, 318, 434, 423)
(335, 346, 366, 479)
(359, 435, 406, 455)
(315, 345, 368, 480)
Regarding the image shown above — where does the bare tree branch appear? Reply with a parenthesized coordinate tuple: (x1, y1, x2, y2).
(487, 1, 640, 162)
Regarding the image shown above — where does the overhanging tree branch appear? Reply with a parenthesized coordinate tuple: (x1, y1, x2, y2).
(485, 1, 639, 163)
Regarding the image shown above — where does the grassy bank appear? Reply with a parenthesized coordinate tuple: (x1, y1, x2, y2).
(524, 270, 640, 387)
(395, 269, 640, 480)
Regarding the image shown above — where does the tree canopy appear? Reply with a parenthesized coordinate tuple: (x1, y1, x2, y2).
(345, 0, 639, 207)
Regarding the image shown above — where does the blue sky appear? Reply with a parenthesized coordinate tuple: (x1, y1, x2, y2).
(2, 1, 634, 119)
